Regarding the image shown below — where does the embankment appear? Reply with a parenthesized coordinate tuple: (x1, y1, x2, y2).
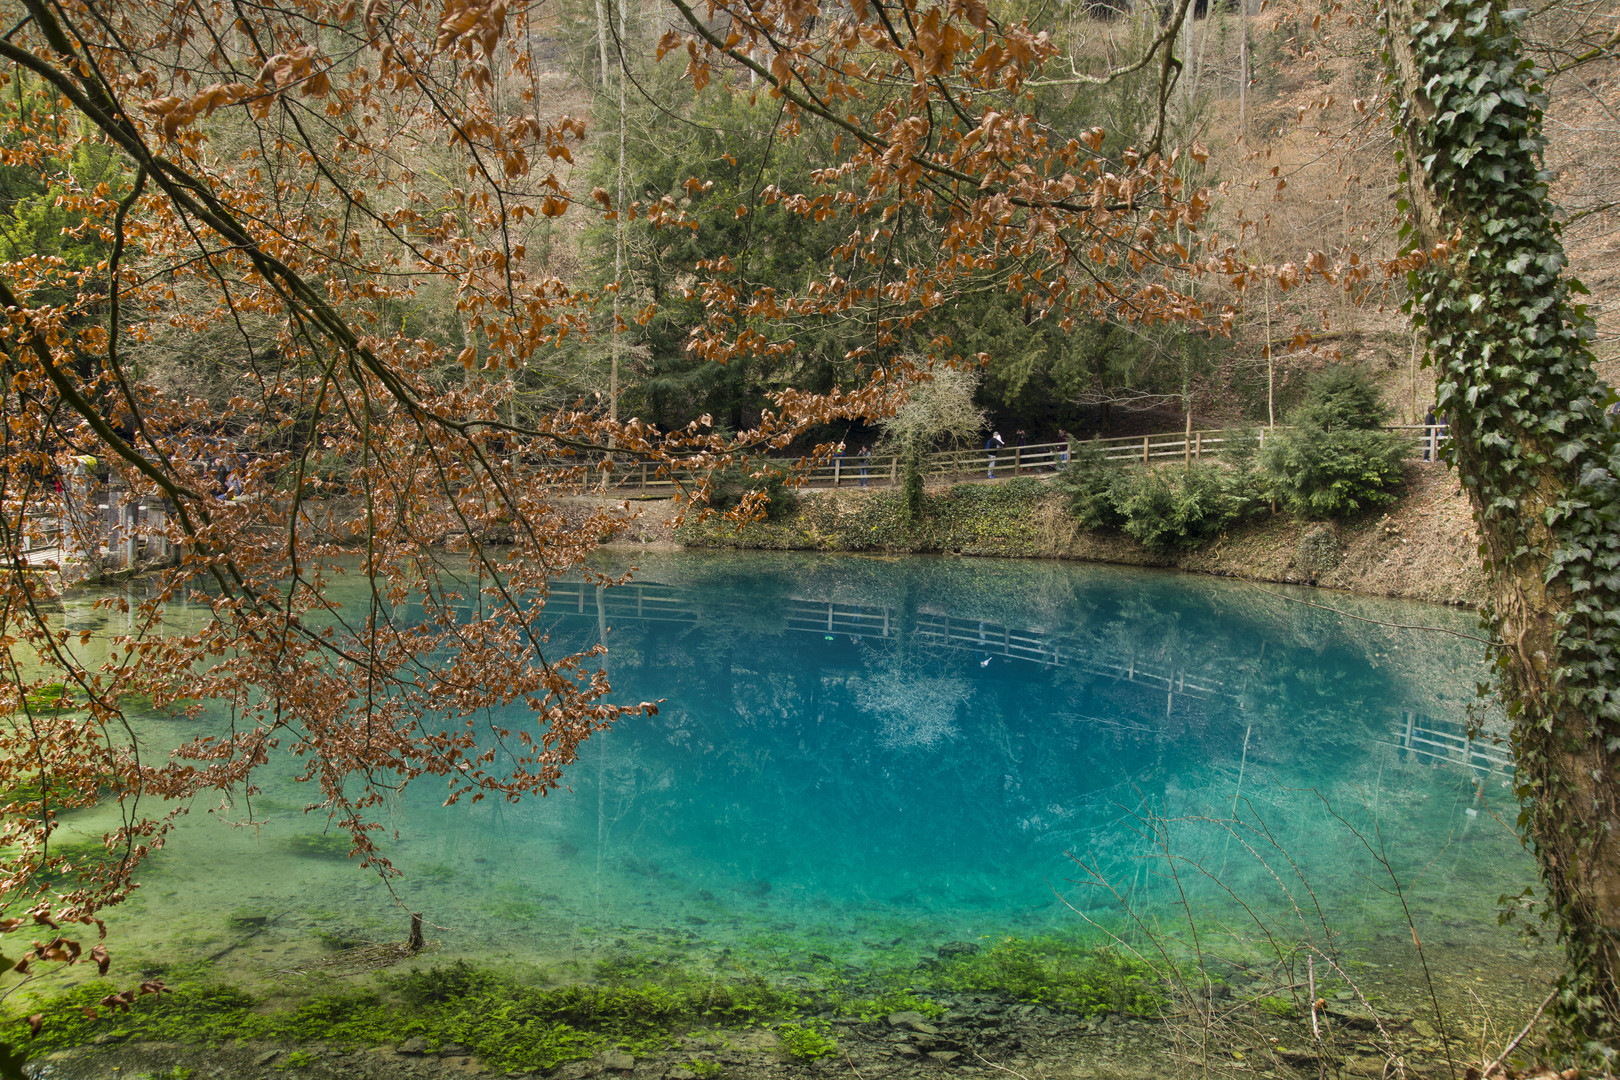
(660, 463, 1485, 607)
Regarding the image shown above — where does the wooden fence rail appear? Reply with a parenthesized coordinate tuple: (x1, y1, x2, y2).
(603, 424, 1452, 494)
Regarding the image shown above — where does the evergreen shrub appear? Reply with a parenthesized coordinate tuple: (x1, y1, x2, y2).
(1051, 443, 1126, 530)
(1110, 464, 1255, 554)
(1261, 367, 1407, 519)
(1054, 446, 1255, 554)
(704, 465, 800, 521)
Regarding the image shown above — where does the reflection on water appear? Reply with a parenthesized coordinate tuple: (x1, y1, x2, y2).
(61, 552, 1532, 985)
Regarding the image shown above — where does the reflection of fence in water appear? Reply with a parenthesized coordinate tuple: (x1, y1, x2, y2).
(782, 597, 1229, 708)
(546, 582, 1229, 709)
(545, 584, 1496, 758)
(545, 579, 700, 626)
(1385, 709, 1511, 774)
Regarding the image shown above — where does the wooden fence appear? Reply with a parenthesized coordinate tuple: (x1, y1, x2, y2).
(602, 424, 1452, 494)
(12, 425, 1451, 572)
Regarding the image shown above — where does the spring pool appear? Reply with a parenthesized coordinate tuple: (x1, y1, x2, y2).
(63, 551, 1537, 990)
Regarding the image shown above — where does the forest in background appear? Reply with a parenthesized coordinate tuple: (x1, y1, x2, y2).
(12, 0, 1610, 448)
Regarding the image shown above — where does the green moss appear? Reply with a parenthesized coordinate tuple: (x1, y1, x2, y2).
(277, 834, 352, 860)
(1255, 994, 1297, 1019)
(5, 937, 1163, 1075)
(18, 684, 76, 715)
(7, 959, 823, 1074)
(930, 937, 1164, 1016)
(775, 1021, 837, 1060)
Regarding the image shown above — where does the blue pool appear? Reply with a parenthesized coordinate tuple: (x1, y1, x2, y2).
(77, 552, 1534, 987)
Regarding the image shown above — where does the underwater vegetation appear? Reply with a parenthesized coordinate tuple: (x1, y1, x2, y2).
(277, 834, 353, 860)
(4, 937, 1165, 1071)
(487, 898, 540, 921)
(14, 684, 77, 715)
(775, 1021, 837, 1060)
(929, 937, 1163, 1016)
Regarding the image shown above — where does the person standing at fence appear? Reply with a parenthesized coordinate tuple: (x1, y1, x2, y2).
(985, 431, 1004, 478)
(1424, 406, 1437, 462)
(858, 445, 871, 487)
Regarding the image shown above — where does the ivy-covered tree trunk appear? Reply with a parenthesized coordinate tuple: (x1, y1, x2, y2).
(1384, 0, 1620, 1050)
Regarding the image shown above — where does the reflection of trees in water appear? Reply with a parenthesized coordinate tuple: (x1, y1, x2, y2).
(852, 666, 969, 749)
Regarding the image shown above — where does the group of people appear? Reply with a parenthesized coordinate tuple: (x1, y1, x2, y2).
(984, 429, 1069, 478)
(833, 444, 875, 486)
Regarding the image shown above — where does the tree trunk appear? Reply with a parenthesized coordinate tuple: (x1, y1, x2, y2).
(594, 0, 612, 89)
(1238, 0, 1248, 139)
(1384, 0, 1620, 1047)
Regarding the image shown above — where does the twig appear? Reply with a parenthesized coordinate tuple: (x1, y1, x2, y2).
(1308, 955, 1321, 1041)
(1310, 948, 1408, 1080)
(844, 1051, 866, 1080)
(1482, 988, 1556, 1077)
(1314, 795, 1458, 1080)
(971, 1050, 1038, 1080)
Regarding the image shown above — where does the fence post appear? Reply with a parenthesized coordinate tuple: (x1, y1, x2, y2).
(1013, 445, 1021, 474)
(1142, 436, 1149, 466)
(1195, 432, 1202, 460)
(834, 457, 841, 487)
(121, 498, 136, 569)
(640, 462, 647, 492)
(890, 458, 897, 485)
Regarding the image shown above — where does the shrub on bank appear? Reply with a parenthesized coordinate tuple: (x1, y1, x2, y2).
(703, 464, 800, 521)
(1260, 367, 1408, 519)
(1053, 454, 1258, 554)
(1111, 464, 1256, 553)
(1051, 443, 1126, 531)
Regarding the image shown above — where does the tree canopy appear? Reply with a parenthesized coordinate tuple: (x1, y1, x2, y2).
(0, 0, 1213, 1011)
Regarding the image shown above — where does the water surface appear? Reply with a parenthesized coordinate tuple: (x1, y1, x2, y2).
(58, 552, 1535, 988)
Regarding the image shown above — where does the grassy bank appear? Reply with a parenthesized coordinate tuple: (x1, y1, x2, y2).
(674, 466, 1485, 607)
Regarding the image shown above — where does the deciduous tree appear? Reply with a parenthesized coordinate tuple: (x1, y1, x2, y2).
(0, 0, 1212, 1042)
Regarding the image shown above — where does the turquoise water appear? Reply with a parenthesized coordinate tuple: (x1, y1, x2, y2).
(75, 552, 1533, 984)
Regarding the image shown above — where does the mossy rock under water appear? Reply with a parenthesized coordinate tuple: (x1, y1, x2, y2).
(278, 834, 353, 860)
